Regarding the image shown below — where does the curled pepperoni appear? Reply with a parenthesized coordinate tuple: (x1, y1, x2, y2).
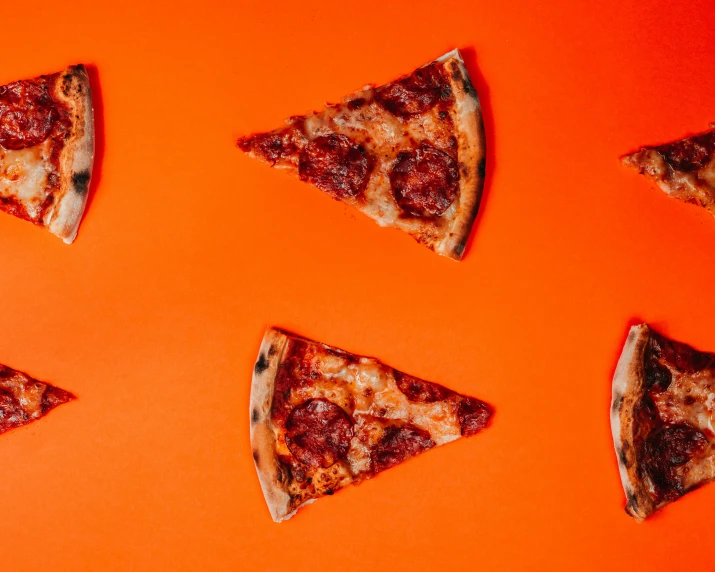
(656, 131, 715, 173)
(394, 370, 452, 403)
(371, 424, 435, 474)
(0, 80, 57, 150)
(390, 143, 459, 216)
(375, 62, 451, 118)
(644, 423, 707, 500)
(298, 134, 371, 199)
(285, 398, 354, 468)
(457, 397, 493, 437)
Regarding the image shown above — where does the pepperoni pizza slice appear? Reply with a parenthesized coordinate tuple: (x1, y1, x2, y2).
(237, 50, 485, 260)
(0, 363, 75, 435)
(612, 324, 715, 521)
(250, 328, 494, 522)
(621, 126, 715, 218)
(0, 65, 94, 243)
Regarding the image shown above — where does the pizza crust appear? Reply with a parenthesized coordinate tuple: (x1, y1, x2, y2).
(45, 65, 95, 243)
(434, 49, 486, 260)
(249, 328, 298, 522)
(611, 323, 655, 522)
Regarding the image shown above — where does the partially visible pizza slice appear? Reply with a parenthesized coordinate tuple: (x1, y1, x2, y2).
(612, 324, 715, 521)
(250, 328, 494, 522)
(0, 363, 75, 435)
(621, 126, 715, 217)
(237, 49, 486, 260)
(0, 65, 95, 243)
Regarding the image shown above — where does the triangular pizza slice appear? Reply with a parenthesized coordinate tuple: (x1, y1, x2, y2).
(612, 324, 715, 521)
(0, 65, 95, 243)
(250, 328, 494, 522)
(237, 50, 486, 260)
(621, 126, 715, 217)
(0, 363, 75, 435)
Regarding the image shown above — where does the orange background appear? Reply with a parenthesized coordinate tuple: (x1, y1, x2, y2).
(2, 0, 715, 570)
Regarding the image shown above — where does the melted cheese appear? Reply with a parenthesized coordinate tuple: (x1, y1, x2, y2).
(286, 349, 465, 481)
(0, 141, 55, 221)
(0, 372, 46, 419)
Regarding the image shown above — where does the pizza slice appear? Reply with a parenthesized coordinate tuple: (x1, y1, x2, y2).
(612, 324, 715, 521)
(237, 50, 486, 260)
(621, 126, 715, 217)
(0, 363, 75, 435)
(250, 328, 494, 522)
(0, 65, 95, 243)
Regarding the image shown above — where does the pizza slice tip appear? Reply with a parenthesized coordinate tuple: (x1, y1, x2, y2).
(250, 327, 494, 522)
(612, 324, 715, 521)
(237, 49, 486, 260)
(621, 127, 715, 217)
(0, 363, 75, 436)
(0, 64, 95, 243)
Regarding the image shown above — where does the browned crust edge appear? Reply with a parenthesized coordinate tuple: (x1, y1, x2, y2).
(611, 323, 655, 522)
(46, 64, 95, 244)
(434, 49, 486, 261)
(249, 327, 305, 522)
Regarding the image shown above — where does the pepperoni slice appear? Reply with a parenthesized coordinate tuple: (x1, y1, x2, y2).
(390, 143, 459, 217)
(285, 398, 354, 468)
(370, 424, 435, 474)
(394, 370, 453, 403)
(457, 397, 493, 437)
(0, 80, 57, 150)
(656, 131, 715, 173)
(298, 134, 371, 199)
(644, 423, 707, 501)
(649, 331, 714, 374)
(375, 62, 451, 118)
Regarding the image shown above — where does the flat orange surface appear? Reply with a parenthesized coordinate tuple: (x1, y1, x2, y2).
(2, 0, 715, 570)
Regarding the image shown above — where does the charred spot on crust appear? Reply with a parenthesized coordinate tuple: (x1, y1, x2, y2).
(251, 408, 260, 423)
(268, 344, 277, 357)
(325, 488, 334, 495)
(252, 450, 259, 464)
(347, 98, 367, 110)
(254, 353, 269, 375)
(477, 157, 486, 179)
(625, 491, 638, 509)
(619, 448, 632, 469)
(612, 395, 624, 414)
(71, 171, 91, 195)
(453, 239, 467, 258)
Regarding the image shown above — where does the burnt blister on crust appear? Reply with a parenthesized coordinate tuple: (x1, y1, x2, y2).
(251, 408, 260, 423)
(71, 170, 91, 195)
(254, 353, 269, 375)
(612, 394, 623, 414)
